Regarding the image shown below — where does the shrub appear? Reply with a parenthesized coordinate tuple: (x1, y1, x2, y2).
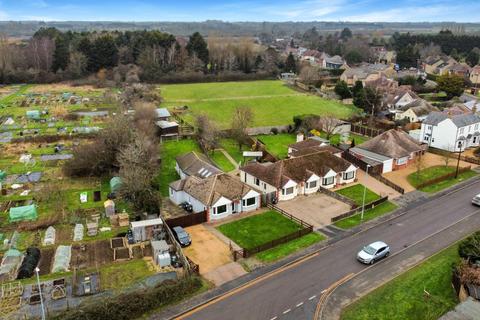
(458, 231, 480, 261)
(270, 127, 279, 135)
(52, 276, 203, 320)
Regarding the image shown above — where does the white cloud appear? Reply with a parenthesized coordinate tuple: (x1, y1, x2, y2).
(258, 0, 346, 20)
(342, 3, 480, 22)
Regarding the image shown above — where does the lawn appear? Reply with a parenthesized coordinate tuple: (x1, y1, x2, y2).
(220, 138, 247, 165)
(407, 165, 477, 193)
(100, 259, 154, 291)
(256, 133, 296, 159)
(160, 80, 359, 129)
(256, 232, 325, 262)
(333, 201, 398, 229)
(217, 210, 302, 250)
(210, 150, 235, 172)
(157, 139, 202, 196)
(341, 244, 460, 320)
(336, 184, 381, 206)
(349, 134, 369, 145)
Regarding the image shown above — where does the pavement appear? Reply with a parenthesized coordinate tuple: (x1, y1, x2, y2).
(275, 193, 351, 229)
(153, 176, 480, 320)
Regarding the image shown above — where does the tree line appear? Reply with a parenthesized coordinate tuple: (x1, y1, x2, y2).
(0, 27, 292, 84)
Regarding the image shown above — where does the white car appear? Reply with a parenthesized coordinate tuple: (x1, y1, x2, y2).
(472, 194, 480, 206)
(357, 241, 390, 265)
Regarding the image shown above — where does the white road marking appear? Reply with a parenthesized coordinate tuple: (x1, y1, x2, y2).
(283, 309, 291, 314)
(296, 302, 304, 307)
(270, 317, 277, 320)
(320, 289, 327, 294)
(308, 295, 317, 300)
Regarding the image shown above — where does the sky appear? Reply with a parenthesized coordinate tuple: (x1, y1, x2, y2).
(2, 0, 480, 22)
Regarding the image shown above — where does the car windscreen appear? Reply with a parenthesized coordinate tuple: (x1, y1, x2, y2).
(363, 245, 377, 255)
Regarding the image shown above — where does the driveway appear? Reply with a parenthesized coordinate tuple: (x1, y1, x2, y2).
(354, 169, 401, 199)
(383, 152, 475, 193)
(184, 224, 246, 286)
(276, 193, 351, 229)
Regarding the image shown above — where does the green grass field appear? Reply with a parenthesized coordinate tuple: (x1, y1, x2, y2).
(211, 150, 235, 172)
(256, 232, 325, 262)
(256, 133, 296, 159)
(407, 165, 477, 193)
(157, 139, 202, 196)
(333, 201, 398, 229)
(341, 244, 460, 320)
(217, 210, 302, 250)
(220, 138, 247, 165)
(160, 81, 359, 129)
(336, 184, 381, 206)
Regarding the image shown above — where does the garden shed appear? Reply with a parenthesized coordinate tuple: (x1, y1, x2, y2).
(110, 177, 122, 193)
(9, 204, 38, 223)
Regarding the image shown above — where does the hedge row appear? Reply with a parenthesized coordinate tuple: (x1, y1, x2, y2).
(52, 276, 203, 320)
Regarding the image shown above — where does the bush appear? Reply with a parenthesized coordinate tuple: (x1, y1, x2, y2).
(458, 231, 480, 261)
(270, 127, 279, 135)
(52, 276, 203, 320)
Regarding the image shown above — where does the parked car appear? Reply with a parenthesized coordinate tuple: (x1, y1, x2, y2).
(180, 201, 193, 213)
(472, 194, 480, 206)
(357, 241, 390, 264)
(172, 226, 191, 247)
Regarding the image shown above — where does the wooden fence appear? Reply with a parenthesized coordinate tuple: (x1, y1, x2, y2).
(415, 166, 472, 189)
(350, 124, 383, 138)
(230, 205, 313, 261)
(371, 174, 405, 194)
(318, 186, 357, 208)
(164, 211, 208, 228)
(331, 196, 389, 222)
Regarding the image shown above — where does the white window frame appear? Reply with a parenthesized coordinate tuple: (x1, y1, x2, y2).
(343, 171, 355, 180)
(283, 187, 294, 195)
(308, 180, 317, 189)
(216, 205, 227, 215)
(397, 157, 408, 165)
(323, 176, 335, 185)
(243, 197, 256, 207)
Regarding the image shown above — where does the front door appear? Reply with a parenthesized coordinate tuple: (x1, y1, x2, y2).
(231, 203, 237, 214)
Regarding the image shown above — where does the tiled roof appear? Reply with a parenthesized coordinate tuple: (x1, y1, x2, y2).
(356, 129, 426, 159)
(424, 111, 480, 127)
(176, 151, 222, 178)
(241, 151, 354, 188)
(170, 173, 255, 206)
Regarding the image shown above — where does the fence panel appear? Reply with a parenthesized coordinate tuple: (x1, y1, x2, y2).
(371, 174, 405, 194)
(331, 196, 389, 222)
(165, 211, 208, 228)
(415, 166, 471, 189)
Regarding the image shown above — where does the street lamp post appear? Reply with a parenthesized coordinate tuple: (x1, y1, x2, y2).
(455, 141, 463, 179)
(35, 267, 46, 320)
(361, 164, 371, 221)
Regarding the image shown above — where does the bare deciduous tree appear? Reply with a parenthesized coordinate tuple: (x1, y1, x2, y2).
(195, 114, 220, 153)
(231, 106, 254, 150)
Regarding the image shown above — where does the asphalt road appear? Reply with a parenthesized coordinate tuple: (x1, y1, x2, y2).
(180, 180, 480, 320)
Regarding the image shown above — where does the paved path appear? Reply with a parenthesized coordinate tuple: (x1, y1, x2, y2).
(216, 148, 239, 170)
(163, 178, 480, 320)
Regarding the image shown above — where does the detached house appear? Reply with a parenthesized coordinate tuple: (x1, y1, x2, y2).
(240, 151, 357, 202)
(395, 99, 438, 123)
(350, 129, 426, 173)
(287, 137, 342, 158)
(169, 173, 260, 221)
(419, 112, 480, 152)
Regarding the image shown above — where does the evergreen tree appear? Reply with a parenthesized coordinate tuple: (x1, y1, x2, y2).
(186, 32, 209, 64)
(396, 44, 419, 68)
(437, 74, 465, 99)
(334, 81, 351, 99)
(89, 35, 118, 71)
(52, 35, 70, 72)
(340, 27, 353, 40)
(285, 53, 297, 73)
(466, 50, 480, 67)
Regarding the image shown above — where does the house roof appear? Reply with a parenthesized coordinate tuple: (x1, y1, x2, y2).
(288, 138, 326, 151)
(175, 151, 222, 179)
(302, 49, 324, 59)
(155, 108, 171, 118)
(391, 89, 419, 105)
(241, 151, 355, 188)
(399, 99, 437, 116)
(423, 111, 480, 127)
(156, 120, 178, 129)
(325, 55, 344, 65)
(355, 129, 426, 159)
(170, 173, 256, 206)
(289, 145, 342, 158)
